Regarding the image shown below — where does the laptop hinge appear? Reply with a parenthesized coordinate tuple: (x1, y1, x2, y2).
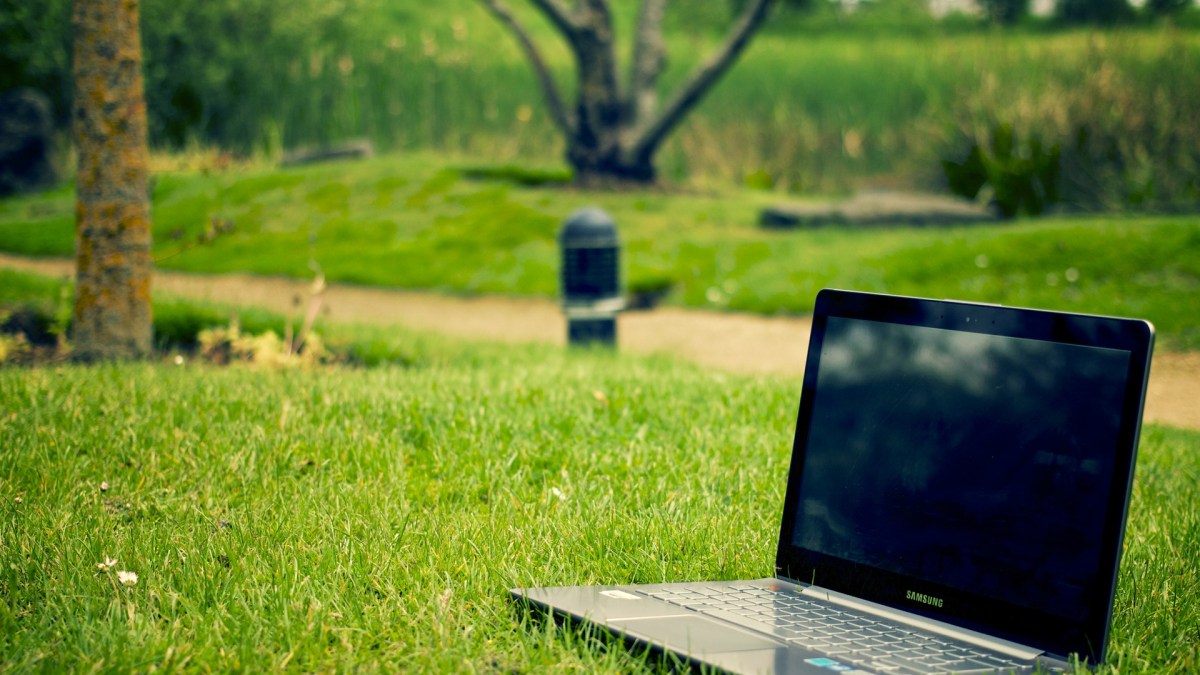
(782, 579, 1043, 662)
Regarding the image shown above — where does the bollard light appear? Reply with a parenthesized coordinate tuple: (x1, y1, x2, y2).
(559, 207, 623, 347)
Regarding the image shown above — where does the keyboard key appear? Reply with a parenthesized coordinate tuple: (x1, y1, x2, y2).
(874, 656, 947, 673)
(788, 638, 833, 650)
(866, 661, 924, 674)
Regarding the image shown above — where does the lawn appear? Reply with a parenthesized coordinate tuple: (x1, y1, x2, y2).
(0, 326, 1197, 671)
(2, 154, 1199, 349)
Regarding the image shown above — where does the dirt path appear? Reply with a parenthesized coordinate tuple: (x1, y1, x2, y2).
(4, 252, 1197, 431)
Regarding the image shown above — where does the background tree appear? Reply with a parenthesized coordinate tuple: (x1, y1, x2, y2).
(1145, 0, 1192, 17)
(978, 0, 1029, 25)
(0, 0, 73, 128)
(1057, 0, 1134, 24)
(71, 0, 153, 360)
(477, 0, 775, 185)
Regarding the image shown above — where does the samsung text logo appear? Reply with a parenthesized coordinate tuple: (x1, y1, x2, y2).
(906, 590, 944, 608)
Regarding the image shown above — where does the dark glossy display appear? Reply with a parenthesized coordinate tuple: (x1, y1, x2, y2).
(777, 290, 1153, 663)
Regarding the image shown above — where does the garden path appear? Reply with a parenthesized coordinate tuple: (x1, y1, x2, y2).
(3, 252, 1196, 431)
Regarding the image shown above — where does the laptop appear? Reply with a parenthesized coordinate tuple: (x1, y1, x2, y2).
(511, 289, 1155, 674)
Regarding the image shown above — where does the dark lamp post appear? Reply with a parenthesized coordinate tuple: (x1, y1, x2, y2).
(559, 207, 623, 347)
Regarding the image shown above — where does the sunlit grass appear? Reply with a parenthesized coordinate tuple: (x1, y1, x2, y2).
(0, 334, 1196, 671)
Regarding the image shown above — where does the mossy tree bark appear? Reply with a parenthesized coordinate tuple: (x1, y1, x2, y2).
(71, 0, 153, 360)
(477, 0, 775, 186)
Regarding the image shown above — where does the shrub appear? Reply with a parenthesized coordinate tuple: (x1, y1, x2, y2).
(1145, 0, 1192, 16)
(945, 35, 1200, 212)
(1057, 0, 1135, 25)
(978, 0, 1030, 25)
(943, 123, 1060, 218)
(197, 323, 331, 368)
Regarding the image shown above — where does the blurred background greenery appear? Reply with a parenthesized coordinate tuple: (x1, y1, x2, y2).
(3, 0, 1198, 208)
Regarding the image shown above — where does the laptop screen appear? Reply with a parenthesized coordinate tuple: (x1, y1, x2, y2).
(777, 291, 1153, 663)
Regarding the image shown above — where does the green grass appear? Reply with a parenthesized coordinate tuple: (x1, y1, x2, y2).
(0, 338, 1197, 671)
(3, 154, 1199, 349)
(0, 269, 65, 306)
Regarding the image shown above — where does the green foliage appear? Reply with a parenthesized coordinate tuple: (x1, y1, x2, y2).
(743, 168, 776, 191)
(138, 0, 369, 151)
(943, 123, 1061, 218)
(978, 0, 1030, 25)
(1057, 0, 1136, 25)
(945, 31, 1200, 212)
(0, 269, 71, 355)
(1145, 0, 1193, 16)
(0, 0, 72, 126)
(153, 299, 287, 350)
(3, 0, 379, 152)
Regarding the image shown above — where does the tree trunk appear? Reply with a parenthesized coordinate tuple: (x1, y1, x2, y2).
(570, 150, 656, 186)
(564, 0, 627, 183)
(478, 0, 774, 187)
(71, 0, 153, 360)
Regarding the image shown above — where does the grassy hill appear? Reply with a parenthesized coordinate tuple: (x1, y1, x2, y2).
(3, 154, 1199, 349)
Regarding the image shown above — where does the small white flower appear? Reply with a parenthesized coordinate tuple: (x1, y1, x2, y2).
(100, 481, 109, 492)
(174, 354, 185, 366)
(116, 570, 138, 586)
(13, 497, 20, 505)
(96, 557, 117, 572)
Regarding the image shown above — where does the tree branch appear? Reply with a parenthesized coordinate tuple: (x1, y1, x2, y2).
(628, 0, 668, 123)
(475, 0, 574, 137)
(628, 0, 774, 162)
(527, 0, 579, 37)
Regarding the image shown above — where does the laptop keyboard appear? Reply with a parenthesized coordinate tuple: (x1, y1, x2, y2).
(645, 585, 1025, 674)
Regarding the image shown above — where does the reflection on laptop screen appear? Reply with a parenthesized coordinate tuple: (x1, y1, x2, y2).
(791, 317, 1131, 622)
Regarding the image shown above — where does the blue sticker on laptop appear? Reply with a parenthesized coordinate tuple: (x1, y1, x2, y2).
(804, 658, 854, 671)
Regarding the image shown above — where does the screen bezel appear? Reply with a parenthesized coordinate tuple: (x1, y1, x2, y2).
(775, 289, 1154, 663)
